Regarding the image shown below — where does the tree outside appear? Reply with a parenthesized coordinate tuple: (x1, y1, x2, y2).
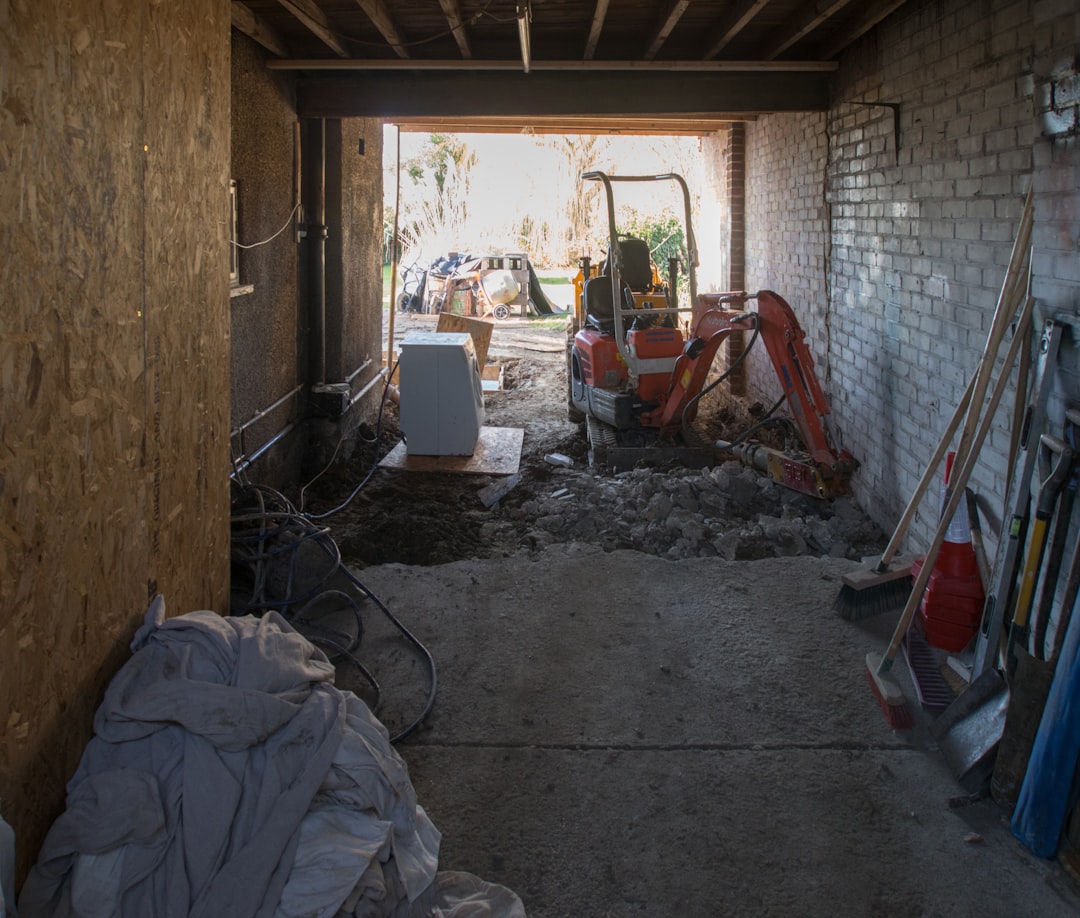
(384, 129, 706, 280)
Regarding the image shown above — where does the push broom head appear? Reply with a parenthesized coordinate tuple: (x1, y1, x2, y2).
(833, 556, 915, 621)
(865, 651, 914, 730)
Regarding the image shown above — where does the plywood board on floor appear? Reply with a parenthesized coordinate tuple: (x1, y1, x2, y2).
(379, 426, 523, 475)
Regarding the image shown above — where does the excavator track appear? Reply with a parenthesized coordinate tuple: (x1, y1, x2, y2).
(587, 416, 716, 472)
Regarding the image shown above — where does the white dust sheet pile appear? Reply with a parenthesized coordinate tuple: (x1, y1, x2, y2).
(18, 597, 524, 918)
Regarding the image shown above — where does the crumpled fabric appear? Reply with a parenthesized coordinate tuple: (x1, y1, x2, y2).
(18, 598, 524, 918)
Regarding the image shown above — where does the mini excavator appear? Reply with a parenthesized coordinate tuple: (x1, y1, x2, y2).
(567, 171, 857, 499)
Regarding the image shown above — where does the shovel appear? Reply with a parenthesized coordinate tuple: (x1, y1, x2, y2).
(993, 421, 1079, 807)
(932, 666, 1009, 794)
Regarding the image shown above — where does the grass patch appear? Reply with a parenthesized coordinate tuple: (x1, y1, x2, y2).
(528, 315, 570, 329)
(537, 275, 572, 285)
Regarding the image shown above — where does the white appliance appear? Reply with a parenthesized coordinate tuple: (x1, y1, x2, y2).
(398, 332, 485, 455)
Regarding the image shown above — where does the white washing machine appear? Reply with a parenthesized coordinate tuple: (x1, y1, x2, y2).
(398, 331, 485, 455)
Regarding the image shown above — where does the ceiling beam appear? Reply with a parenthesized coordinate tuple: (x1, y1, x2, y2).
(437, 0, 472, 59)
(702, 0, 770, 60)
(231, 2, 290, 58)
(584, 0, 610, 60)
(275, 0, 349, 58)
(271, 58, 837, 72)
(392, 115, 752, 136)
(817, 0, 908, 59)
(354, 0, 410, 59)
(296, 69, 832, 119)
(760, 0, 854, 61)
(644, 0, 691, 61)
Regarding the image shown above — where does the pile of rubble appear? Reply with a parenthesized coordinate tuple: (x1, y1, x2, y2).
(488, 460, 887, 563)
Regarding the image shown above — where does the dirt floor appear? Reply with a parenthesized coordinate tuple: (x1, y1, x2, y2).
(306, 311, 888, 569)
(293, 310, 1080, 916)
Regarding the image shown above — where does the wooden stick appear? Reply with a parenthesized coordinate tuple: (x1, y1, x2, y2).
(878, 293, 1037, 673)
(950, 187, 1033, 478)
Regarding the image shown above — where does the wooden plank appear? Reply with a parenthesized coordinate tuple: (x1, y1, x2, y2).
(276, 0, 350, 58)
(355, 0, 410, 59)
(392, 115, 755, 135)
(437, 0, 472, 59)
(703, 0, 771, 59)
(380, 427, 524, 476)
(643, 1, 691, 61)
(584, 0, 610, 60)
(761, 0, 855, 61)
(435, 312, 494, 371)
(231, 1, 290, 57)
(817, 0, 909, 59)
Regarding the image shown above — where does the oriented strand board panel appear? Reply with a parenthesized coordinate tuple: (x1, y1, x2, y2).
(0, 0, 231, 885)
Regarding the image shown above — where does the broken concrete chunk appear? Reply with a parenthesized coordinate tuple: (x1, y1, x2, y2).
(478, 473, 521, 508)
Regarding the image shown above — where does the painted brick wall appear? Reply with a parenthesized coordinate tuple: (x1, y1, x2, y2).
(744, 111, 831, 412)
(1032, 1, 1080, 443)
(738, 0, 1065, 554)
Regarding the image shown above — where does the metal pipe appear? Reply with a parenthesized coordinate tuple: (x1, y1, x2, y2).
(308, 118, 327, 385)
(346, 367, 389, 411)
(386, 126, 401, 364)
(230, 384, 305, 440)
(344, 357, 374, 386)
(230, 423, 297, 480)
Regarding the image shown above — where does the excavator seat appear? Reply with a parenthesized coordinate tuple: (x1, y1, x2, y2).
(583, 276, 618, 333)
(618, 237, 654, 292)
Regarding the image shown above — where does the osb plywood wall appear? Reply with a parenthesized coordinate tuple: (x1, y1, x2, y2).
(339, 118, 385, 391)
(0, 0, 231, 882)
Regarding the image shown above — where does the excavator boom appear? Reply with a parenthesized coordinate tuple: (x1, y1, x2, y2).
(658, 290, 857, 497)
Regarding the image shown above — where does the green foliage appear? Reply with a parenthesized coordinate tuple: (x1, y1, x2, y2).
(618, 209, 687, 272)
(615, 207, 691, 303)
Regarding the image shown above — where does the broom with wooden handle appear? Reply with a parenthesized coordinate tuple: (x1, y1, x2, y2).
(836, 186, 1033, 621)
(865, 186, 1034, 726)
(867, 290, 1036, 727)
(833, 371, 975, 620)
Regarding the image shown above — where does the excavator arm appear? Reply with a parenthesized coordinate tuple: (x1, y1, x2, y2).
(658, 290, 857, 498)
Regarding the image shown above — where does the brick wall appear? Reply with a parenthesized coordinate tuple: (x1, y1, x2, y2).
(744, 111, 831, 407)
(734, 0, 1073, 553)
(1032, 1, 1080, 440)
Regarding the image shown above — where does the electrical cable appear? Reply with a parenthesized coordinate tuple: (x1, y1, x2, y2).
(232, 203, 300, 250)
(340, 0, 499, 51)
(305, 357, 399, 521)
(230, 478, 437, 745)
(722, 395, 797, 450)
(680, 314, 761, 434)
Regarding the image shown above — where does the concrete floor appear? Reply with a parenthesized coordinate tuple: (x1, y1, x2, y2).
(344, 545, 1080, 917)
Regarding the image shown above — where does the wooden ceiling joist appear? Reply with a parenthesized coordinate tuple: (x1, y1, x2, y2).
(761, 0, 854, 61)
(584, 0, 610, 60)
(644, 0, 692, 61)
(276, 0, 350, 58)
(231, 2, 290, 58)
(270, 58, 837, 72)
(703, 0, 770, 60)
(817, 0, 908, 59)
(355, 0, 411, 59)
(438, 0, 473, 59)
